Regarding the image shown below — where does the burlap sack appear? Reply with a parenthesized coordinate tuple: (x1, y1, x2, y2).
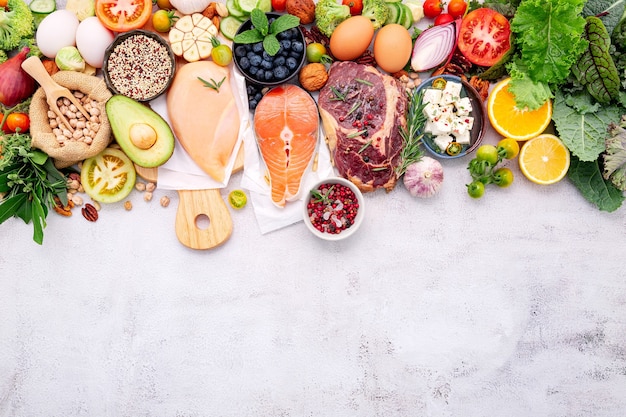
(29, 71, 113, 168)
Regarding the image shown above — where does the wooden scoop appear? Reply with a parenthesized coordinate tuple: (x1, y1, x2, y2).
(21, 56, 91, 131)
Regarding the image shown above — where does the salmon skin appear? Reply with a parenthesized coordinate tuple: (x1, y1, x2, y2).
(253, 84, 319, 208)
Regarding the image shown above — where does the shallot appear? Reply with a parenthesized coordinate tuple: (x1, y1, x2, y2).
(403, 157, 444, 198)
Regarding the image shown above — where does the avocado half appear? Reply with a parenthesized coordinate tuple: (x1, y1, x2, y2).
(106, 95, 175, 168)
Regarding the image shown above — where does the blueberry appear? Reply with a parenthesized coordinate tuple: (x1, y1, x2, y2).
(238, 56, 250, 70)
(279, 39, 291, 51)
(252, 42, 264, 53)
(249, 66, 259, 75)
(285, 57, 298, 70)
(291, 40, 304, 53)
(273, 66, 288, 80)
(265, 70, 274, 80)
(260, 59, 273, 70)
(246, 84, 256, 95)
(277, 30, 290, 40)
(249, 99, 258, 110)
(234, 45, 247, 58)
(249, 54, 262, 67)
(254, 92, 263, 102)
(245, 44, 252, 52)
(273, 56, 285, 66)
(256, 70, 265, 81)
(289, 50, 302, 59)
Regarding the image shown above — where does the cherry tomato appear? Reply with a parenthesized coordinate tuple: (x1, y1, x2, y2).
(434, 13, 454, 26)
(457, 8, 511, 67)
(342, 0, 363, 15)
(156, 0, 173, 9)
(423, 0, 444, 19)
(447, 0, 467, 18)
(306, 42, 327, 63)
(3, 113, 30, 133)
(467, 181, 485, 198)
(211, 44, 233, 66)
(475, 144, 499, 165)
(0, 114, 10, 133)
(0, 0, 7, 8)
(271, 0, 286, 12)
(497, 138, 520, 159)
(152, 9, 176, 33)
(95, 0, 152, 32)
(493, 167, 514, 188)
(228, 189, 247, 209)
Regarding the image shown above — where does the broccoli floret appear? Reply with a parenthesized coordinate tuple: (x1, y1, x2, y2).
(19, 37, 42, 58)
(315, 0, 351, 38)
(0, 0, 34, 51)
(361, 0, 389, 31)
(0, 49, 7, 64)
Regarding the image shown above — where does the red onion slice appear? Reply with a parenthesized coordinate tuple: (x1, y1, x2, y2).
(410, 20, 460, 73)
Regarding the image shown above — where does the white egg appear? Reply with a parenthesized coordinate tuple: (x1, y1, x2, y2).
(36, 10, 80, 58)
(76, 17, 116, 68)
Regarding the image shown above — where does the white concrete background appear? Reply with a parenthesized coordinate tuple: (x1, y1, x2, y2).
(3, 1, 626, 415)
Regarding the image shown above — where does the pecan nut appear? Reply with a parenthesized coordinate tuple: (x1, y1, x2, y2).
(81, 203, 98, 222)
(53, 196, 73, 217)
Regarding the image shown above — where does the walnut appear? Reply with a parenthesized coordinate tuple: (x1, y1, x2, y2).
(285, 0, 315, 25)
(299, 63, 329, 92)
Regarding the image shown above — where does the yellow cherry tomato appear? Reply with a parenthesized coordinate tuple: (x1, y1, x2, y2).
(152, 9, 176, 33)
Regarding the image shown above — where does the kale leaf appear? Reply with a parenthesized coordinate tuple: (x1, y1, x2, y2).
(568, 156, 625, 212)
(603, 116, 626, 190)
(583, 0, 626, 36)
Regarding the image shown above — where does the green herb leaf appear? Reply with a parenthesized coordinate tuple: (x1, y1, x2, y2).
(16, 198, 32, 224)
(31, 150, 48, 165)
(198, 76, 226, 93)
(0, 193, 28, 224)
(250, 8, 269, 35)
(31, 194, 46, 245)
(571, 16, 621, 104)
(582, 0, 626, 36)
(552, 89, 623, 161)
(263, 33, 280, 56)
(568, 156, 625, 212)
(396, 89, 427, 176)
(269, 13, 300, 35)
(233, 28, 264, 44)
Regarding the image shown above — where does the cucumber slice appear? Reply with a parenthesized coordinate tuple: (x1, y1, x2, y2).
(226, 0, 245, 17)
(399, 3, 413, 29)
(386, 3, 400, 25)
(256, 0, 272, 13)
(29, 0, 56, 14)
(384, 0, 402, 3)
(237, 0, 257, 13)
(221, 16, 245, 40)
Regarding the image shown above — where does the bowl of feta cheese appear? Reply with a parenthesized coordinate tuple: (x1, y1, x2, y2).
(415, 74, 486, 159)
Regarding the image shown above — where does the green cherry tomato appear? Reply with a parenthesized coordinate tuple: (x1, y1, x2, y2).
(306, 42, 327, 63)
(476, 144, 499, 165)
(228, 189, 247, 209)
(211, 44, 233, 66)
(467, 181, 485, 198)
(497, 138, 520, 159)
(493, 167, 514, 188)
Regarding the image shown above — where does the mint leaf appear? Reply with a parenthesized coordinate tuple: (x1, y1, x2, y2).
(270, 14, 300, 35)
(263, 34, 280, 56)
(250, 8, 269, 36)
(568, 156, 625, 212)
(233, 28, 264, 44)
(511, 0, 588, 84)
(552, 89, 623, 161)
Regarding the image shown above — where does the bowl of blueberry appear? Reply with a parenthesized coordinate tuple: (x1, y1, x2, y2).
(232, 12, 306, 93)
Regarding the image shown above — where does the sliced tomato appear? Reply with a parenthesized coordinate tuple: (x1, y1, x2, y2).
(457, 8, 511, 67)
(81, 148, 137, 203)
(95, 0, 152, 32)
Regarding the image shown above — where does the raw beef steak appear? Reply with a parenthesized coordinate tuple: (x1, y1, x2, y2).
(318, 61, 407, 192)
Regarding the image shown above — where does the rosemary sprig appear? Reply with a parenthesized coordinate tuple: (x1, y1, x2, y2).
(347, 129, 367, 139)
(198, 76, 226, 93)
(358, 139, 373, 153)
(396, 89, 428, 176)
(355, 78, 373, 86)
(330, 86, 347, 101)
(346, 100, 361, 118)
(311, 185, 335, 204)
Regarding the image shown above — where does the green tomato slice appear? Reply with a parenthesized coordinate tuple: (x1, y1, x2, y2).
(81, 148, 137, 203)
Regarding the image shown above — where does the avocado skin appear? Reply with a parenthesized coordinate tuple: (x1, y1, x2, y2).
(106, 95, 175, 168)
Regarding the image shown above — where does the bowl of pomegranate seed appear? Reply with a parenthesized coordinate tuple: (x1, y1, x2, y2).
(303, 177, 365, 241)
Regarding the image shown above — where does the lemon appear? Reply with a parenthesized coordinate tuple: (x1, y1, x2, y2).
(518, 134, 570, 185)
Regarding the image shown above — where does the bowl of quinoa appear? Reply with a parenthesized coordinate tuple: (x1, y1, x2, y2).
(103, 30, 176, 102)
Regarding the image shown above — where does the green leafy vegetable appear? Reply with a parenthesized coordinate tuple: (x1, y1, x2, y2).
(603, 116, 626, 190)
(396, 89, 427, 176)
(506, 59, 553, 110)
(233, 8, 300, 56)
(571, 16, 621, 104)
(552, 89, 623, 162)
(568, 156, 625, 212)
(0, 132, 68, 244)
(583, 0, 626, 36)
(510, 0, 587, 85)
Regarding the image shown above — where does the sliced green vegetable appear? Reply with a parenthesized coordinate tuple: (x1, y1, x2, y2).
(29, 0, 56, 14)
(220, 16, 245, 40)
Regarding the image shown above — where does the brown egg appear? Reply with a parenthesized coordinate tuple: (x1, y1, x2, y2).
(373, 24, 413, 73)
(329, 16, 374, 61)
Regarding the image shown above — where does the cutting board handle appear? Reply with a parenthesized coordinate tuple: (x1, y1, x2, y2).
(175, 189, 233, 250)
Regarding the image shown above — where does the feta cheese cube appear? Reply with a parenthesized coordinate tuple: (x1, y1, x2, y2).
(455, 129, 471, 145)
(451, 118, 468, 136)
(423, 102, 443, 120)
(430, 118, 452, 135)
(455, 97, 472, 116)
(441, 81, 463, 104)
(422, 88, 443, 105)
(438, 104, 455, 121)
(433, 134, 453, 152)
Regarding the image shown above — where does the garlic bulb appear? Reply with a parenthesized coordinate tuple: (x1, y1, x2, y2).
(403, 157, 444, 198)
(169, 0, 212, 15)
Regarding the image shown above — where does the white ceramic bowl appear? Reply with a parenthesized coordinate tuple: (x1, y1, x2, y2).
(302, 177, 365, 241)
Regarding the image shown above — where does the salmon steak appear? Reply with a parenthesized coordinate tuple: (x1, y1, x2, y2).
(253, 84, 319, 208)
(167, 61, 240, 182)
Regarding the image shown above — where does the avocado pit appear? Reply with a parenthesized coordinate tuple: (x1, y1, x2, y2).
(130, 123, 157, 150)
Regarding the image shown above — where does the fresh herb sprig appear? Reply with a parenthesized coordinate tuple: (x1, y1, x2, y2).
(198, 76, 226, 93)
(233, 8, 300, 56)
(311, 185, 335, 204)
(0, 132, 68, 244)
(396, 89, 428, 176)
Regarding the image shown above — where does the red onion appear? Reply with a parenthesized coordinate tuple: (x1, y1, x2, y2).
(0, 47, 37, 108)
(403, 157, 444, 198)
(410, 20, 460, 72)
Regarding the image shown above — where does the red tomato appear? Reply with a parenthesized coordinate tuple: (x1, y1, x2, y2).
(342, 0, 363, 15)
(272, 0, 286, 12)
(423, 0, 444, 19)
(447, 0, 467, 18)
(457, 8, 511, 67)
(95, 0, 152, 32)
(0, 114, 11, 134)
(434, 13, 454, 25)
(5, 113, 30, 133)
